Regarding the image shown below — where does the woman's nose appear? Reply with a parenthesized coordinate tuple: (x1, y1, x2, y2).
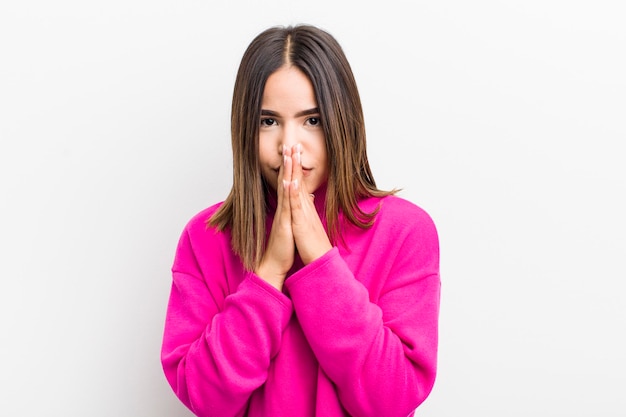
(279, 126, 299, 152)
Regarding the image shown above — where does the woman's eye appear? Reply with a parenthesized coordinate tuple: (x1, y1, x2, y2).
(307, 117, 321, 126)
(261, 118, 276, 127)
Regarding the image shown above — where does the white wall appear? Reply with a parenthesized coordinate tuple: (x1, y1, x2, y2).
(1, 1, 624, 416)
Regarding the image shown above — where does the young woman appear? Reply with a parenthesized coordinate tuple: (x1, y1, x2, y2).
(161, 24, 440, 417)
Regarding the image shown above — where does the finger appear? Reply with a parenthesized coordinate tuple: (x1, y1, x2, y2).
(275, 146, 286, 198)
(290, 176, 332, 265)
(282, 144, 293, 185)
(276, 145, 292, 214)
(288, 143, 309, 209)
(273, 146, 286, 221)
(291, 143, 303, 189)
(280, 145, 293, 222)
(289, 173, 314, 226)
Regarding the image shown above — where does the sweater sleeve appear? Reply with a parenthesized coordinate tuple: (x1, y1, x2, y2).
(161, 225, 294, 417)
(284, 206, 440, 417)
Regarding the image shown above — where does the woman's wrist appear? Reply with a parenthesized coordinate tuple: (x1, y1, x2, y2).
(255, 262, 287, 291)
(300, 241, 332, 265)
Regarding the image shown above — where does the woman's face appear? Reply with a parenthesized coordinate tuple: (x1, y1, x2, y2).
(258, 65, 328, 194)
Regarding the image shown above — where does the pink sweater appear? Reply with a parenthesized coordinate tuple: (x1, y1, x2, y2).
(161, 195, 440, 417)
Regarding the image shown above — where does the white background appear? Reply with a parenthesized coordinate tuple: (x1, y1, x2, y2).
(1, 1, 624, 416)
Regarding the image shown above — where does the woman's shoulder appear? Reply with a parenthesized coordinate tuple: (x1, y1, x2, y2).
(362, 194, 438, 237)
(364, 194, 434, 222)
(172, 202, 233, 273)
(182, 201, 226, 235)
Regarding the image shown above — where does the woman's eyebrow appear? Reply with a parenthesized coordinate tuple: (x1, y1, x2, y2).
(295, 107, 320, 117)
(260, 108, 319, 117)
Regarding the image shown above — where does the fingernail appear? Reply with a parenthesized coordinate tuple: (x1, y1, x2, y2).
(283, 179, 289, 189)
(297, 144, 303, 164)
(293, 179, 299, 190)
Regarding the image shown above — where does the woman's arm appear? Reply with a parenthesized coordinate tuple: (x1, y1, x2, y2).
(285, 208, 440, 417)
(161, 226, 293, 417)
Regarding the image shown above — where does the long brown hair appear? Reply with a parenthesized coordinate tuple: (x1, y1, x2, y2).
(209, 24, 395, 271)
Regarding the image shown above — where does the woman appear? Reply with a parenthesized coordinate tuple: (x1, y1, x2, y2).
(161, 24, 440, 417)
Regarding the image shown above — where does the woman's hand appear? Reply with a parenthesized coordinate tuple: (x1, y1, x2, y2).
(287, 144, 332, 265)
(256, 144, 332, 290)
(255, 146, 296, 291)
